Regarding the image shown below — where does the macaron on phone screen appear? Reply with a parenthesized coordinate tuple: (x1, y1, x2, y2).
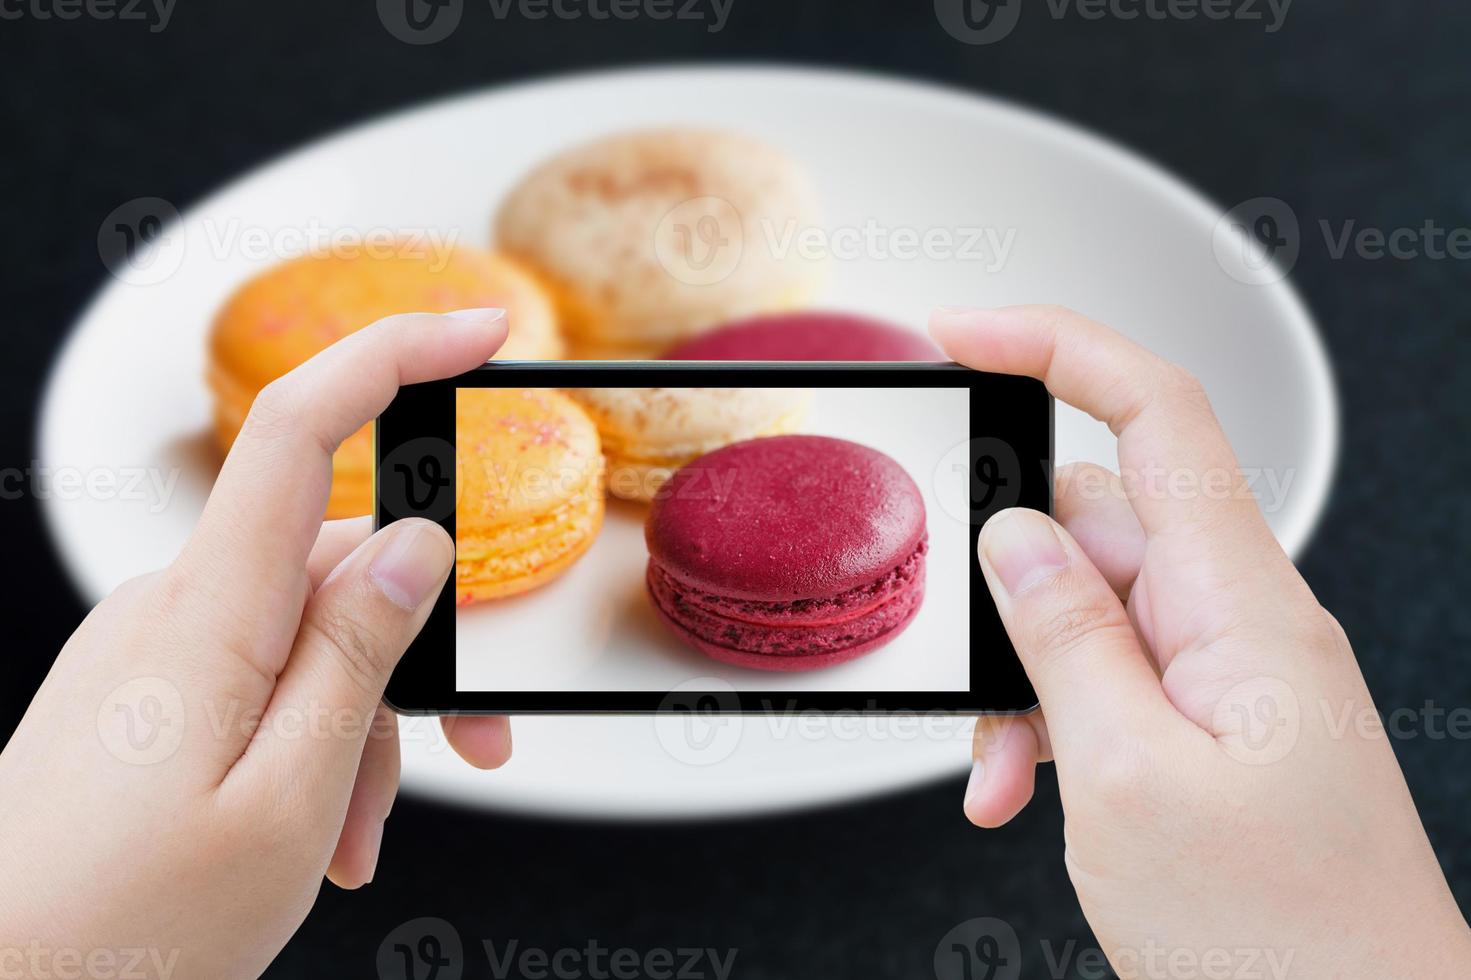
(377, 363, 1051, 714)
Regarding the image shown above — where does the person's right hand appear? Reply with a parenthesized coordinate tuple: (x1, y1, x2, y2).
(932, 305, 1471, 977)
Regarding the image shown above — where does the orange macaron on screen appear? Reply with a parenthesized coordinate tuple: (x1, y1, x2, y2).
(377, 363, 1051, 714)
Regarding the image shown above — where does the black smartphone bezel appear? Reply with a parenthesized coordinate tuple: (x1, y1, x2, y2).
(377, 361, 1051, 715)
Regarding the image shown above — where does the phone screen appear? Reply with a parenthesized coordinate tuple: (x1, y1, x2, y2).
(378, 363, 1048, 713)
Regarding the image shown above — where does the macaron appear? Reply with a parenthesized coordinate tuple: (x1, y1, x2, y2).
(455, 388, 604, 603)
(565, 387, 812, 502)
(664, 311, 945, 361)
(645, 435, 927, 670)
(495, 128, 825, 358)
(208, 244, 562, 518)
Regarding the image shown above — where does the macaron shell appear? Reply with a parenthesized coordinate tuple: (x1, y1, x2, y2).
(567, 387, 812, 501)
(557, 282, 819, 359)
(646, 435, 928, 601)
(664, 311, 945, 361)
(455, 388, 605, 602)
(209, 246, 561, 390)
(495, 128, 825, 355)
(206, 245, 561, 518)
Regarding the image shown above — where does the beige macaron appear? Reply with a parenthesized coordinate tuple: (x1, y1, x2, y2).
(565, 387, 813, 501)
(495, 128, 825, 359)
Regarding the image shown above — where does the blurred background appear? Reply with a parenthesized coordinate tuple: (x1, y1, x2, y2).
(3, 0, 1470, 977)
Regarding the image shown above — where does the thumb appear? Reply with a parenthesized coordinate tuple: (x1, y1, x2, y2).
(248, 518, 452, 792)
(978, 508, 1176, 752)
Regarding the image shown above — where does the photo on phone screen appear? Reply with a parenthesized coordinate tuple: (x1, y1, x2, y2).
(454, 384, 968, 693)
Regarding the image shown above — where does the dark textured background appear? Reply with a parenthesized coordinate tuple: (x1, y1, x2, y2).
(3, 1, 1470, 977)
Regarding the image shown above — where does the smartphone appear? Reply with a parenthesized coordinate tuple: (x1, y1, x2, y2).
(377, 362, 1051, 714)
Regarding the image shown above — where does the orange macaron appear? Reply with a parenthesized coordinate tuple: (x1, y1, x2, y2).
(207, 243, 563, 517)
(455, 388, 605, 603)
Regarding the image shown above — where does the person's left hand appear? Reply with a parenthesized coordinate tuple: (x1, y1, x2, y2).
(0, 309, 510, 980)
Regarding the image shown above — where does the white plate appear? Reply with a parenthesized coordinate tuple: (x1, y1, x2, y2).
(39, 66, 1338, 819)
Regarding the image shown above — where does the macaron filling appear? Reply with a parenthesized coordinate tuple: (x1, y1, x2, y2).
(647, 536, 926, 663)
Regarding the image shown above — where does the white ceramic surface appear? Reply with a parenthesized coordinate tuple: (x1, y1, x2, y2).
(39, 66, 1337, 819)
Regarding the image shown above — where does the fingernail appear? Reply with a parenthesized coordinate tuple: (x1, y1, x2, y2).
(369, 521, 454, 610)
(981, 509, 1069, 596)
(963, 758, 985, 808)
(364, 821, 385, 885)
(445, 307, 505, 324)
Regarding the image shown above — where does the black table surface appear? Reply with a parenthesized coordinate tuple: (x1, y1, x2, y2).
(3, 1, 1470, 977)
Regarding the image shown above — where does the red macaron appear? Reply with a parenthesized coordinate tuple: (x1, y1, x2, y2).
(645, 434, 928, 671)
(663, 311, 944, 361)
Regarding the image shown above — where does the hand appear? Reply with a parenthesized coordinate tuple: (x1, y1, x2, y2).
(931, 306, 1471, 977)
(0, 310, 512, 979)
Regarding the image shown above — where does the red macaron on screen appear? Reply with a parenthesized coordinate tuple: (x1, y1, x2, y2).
(377, 362, 1050, 713)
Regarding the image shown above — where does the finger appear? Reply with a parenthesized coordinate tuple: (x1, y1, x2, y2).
(327, 704, 400, 890)
(235, 518, 453, 802)
(181, 309, 505, 665)
(936, 305, 1309, 667)
(962, 463, 1143, 828)
(441, 715, 513, 770)
(931, 305, 1269, 541)
(309, 517, 372, 591)
(1054, 462, 1145, 600)
(964, 714, 1051, 828)
(978, 507, 1189, 751)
